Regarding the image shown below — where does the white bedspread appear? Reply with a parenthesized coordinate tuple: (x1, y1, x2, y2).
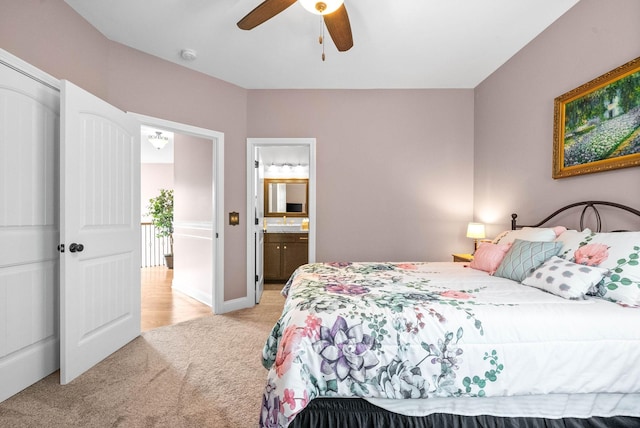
(259, 262, 640, 428)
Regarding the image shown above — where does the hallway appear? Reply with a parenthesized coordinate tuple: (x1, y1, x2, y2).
(141, 267, 212, 331)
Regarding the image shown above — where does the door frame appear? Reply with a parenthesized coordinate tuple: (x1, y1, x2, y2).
(131, 113, 225, 314)
(246, 138, 316, 305)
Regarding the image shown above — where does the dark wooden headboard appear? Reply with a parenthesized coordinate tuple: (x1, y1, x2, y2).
(511, 201, 640, 232)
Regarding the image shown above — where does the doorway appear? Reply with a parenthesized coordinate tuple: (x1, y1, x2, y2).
(246, 138, 316, 304)
(132, 113, 225, 315)
(140, 126, 216, 330)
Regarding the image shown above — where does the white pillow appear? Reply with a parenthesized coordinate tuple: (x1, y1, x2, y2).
(580, 232, 640, 307)
(523, 256, 609, 300)
(554, 228, 593, 260)
(492, 227, 558, 245)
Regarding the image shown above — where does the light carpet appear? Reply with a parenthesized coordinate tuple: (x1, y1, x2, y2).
(0, 288, 285, 428)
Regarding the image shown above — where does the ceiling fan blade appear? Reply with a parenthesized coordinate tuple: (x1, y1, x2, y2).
(323, 4, 353, 52)
(237, 0, 298, 30)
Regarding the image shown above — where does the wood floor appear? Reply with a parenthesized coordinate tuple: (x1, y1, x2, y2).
(141, 266, 213, 332)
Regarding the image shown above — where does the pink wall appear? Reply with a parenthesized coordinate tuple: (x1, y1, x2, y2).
(141, 164, 174, 222)
(174, 134, 212, 223)
(173, 134, 214, 304)
(0, 0, 110, 99)
(248, 89, 475, 261)
(474, 0, 640, 236)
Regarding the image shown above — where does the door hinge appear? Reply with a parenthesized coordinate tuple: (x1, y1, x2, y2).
(254, 160, 259, 168)
(216, 232, 219, 238)
(255, 275, 259, 282)
(57, 244, 65, 253)
(255, 217, 259, 225)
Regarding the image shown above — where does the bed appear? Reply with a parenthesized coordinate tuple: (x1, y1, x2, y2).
(259, 201, 640, 428)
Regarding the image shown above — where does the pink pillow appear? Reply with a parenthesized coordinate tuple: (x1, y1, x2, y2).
(552, 226, 567, 237)
(469, 242, 512, 274)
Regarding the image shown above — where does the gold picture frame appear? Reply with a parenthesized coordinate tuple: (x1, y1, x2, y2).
(553, 56, 640, 179)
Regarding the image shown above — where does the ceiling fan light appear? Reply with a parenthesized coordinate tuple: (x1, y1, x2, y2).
(299, 0, 344, 15)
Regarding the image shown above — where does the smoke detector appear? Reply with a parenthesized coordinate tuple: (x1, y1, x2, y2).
(180, 49, 197, 61)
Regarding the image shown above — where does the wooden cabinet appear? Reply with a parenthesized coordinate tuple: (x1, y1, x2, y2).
(264, 233, 309, 282)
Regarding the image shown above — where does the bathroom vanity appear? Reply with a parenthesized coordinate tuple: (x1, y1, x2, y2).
(264, 232, 308, 282)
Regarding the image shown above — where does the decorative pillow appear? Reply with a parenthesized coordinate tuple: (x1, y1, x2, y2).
(494, 239, 563, 282)
(554, 228, 594, 260)
(492, 227, 558, 245)
(568, 232, 640, 307)
(552, 226, 568, 237)
(522, 256, 609, 300)
(469, 242, 512, 275)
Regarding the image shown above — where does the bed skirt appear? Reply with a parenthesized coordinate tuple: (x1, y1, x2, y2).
(289, 398, 640, 428)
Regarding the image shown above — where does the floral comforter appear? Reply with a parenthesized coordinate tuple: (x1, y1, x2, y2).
(259, 262, 640, 428)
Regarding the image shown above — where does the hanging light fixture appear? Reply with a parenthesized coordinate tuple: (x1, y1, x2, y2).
(148, 131, 169, 150)
(298, 0, 345, 61)
(299, 0, 344, 15)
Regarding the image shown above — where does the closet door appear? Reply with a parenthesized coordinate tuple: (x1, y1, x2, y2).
(0, 58, 60, 402)
(60, 80, 141, 384)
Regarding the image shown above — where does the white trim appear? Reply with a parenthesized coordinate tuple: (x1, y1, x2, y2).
(172, 280, 212, 307)
(220, 295, 255, 313)
(246, 138, 317, 308)
(173, 220, 214, 230)
(129, 113, 225, 314)
(0, 49, 60, 90)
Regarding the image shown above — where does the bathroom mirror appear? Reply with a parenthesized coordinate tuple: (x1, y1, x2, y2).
(264, 178, 308, 217)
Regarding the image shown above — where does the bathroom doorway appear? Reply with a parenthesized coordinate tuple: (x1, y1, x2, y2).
(246, 138, 316, 304)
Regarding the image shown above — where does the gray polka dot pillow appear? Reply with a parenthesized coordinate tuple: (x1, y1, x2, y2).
(522, 256, 609, 300)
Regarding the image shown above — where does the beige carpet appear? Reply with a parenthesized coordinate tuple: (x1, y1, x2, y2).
(0, 287, 285, 428)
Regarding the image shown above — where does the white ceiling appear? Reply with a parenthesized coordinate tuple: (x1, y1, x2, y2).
(63, 0, 579, 90)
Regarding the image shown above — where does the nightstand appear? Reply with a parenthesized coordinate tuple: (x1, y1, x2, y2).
(452, 253, 474, 262)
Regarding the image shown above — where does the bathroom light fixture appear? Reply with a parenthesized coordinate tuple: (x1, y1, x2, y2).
(466, 222, 486, 253)
(148, 131, 169, 150)
(299, 0, 344, 15)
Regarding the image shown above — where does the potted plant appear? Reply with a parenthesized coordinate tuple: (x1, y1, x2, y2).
(147, 188, 174, 269)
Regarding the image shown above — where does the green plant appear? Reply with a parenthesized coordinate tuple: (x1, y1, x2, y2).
(147, 189, 174, 255)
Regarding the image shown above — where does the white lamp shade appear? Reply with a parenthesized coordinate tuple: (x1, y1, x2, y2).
(299, 0, 344, 15)
(466, 222, 486, 239)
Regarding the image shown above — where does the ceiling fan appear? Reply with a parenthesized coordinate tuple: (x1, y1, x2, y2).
(237, 0, 353, 53)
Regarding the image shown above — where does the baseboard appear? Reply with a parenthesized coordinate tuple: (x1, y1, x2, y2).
(171, 280, 212, 307)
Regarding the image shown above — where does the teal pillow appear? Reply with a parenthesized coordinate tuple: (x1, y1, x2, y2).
(494, 239, 563, 282)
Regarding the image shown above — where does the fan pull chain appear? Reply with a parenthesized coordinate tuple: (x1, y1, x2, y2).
(319, 17, 325, 61)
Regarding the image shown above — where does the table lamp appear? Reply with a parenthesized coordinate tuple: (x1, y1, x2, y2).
(466, 222, 486, 253)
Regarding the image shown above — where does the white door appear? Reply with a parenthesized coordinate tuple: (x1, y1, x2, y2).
(255, 228, 265, 303)
(0, 58, 60, 402)
(255, 157, 265, 303)
(60, 80, 140, 384)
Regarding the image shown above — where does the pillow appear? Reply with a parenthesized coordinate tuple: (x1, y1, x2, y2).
(571, 232, 640, 307)
(469, 242, 512, 274)
(554, 228, 594, 260)
(494, 239, 563, 282)
(552, 226, 568, 237)
(522, 256, 609, 299)
(492, 227, 558, 245)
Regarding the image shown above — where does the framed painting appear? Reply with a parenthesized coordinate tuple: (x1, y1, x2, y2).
(553, 56, 640, 178)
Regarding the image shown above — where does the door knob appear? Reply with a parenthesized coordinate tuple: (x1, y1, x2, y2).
(69, 243, 84, 253)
